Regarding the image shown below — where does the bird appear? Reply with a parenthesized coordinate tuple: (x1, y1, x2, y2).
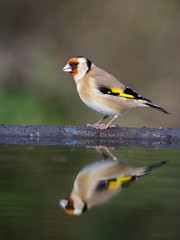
(61, 56, 169, 130)
(59, 155, 166, 215)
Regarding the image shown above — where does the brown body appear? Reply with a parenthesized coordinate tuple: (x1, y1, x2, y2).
(60, 158, 166, 215)
(76, 64, 144, 116)
(71, 159, 146, 209)
(61, 56, 168, 129)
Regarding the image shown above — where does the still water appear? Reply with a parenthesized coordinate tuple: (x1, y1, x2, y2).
(0, 144, 179, 240)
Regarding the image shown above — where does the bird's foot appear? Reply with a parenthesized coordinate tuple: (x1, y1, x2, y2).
(106, 124, 118, 129)
(86, 123, 118, 130)
(86, 123, 107, 129)
(96, 124, 118, 130)
(86, 123, 94, 128)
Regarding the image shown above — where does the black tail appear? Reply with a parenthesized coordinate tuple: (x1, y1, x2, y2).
(144, 161, 167, 175)
(145, 102, 169, 114)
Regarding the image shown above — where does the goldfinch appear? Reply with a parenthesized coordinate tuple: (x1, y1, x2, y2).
(61, 56, 169, 130)
(60, 157, 166, 215)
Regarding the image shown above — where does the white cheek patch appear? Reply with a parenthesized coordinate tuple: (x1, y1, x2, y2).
(74, 59, 88, 81)
(74, 69, 86, 81)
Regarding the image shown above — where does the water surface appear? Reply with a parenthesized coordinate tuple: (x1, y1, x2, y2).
(0, 145, 179, 240)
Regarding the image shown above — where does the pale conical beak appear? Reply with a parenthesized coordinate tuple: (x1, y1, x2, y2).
(59, 199, 68, 208)
(61, 63, 72, 72)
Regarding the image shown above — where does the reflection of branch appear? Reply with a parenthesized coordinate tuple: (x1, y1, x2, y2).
(0, 125, 179, 148)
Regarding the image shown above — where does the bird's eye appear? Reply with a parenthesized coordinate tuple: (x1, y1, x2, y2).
(66, 201, 75, 210)
(69, 62, 79, 68)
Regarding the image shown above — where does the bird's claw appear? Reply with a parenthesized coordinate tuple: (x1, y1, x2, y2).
(86, 123, 118, 130)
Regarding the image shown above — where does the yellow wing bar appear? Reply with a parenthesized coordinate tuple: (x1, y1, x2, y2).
(111, 88, 135, 99)
(116, 176, 132, 183)
(108, 176, 133, 190)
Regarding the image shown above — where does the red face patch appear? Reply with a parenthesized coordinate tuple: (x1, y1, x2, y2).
(64, 197, 75, 215)
(64, 208, 75, 215)
(68, 58, 79, 76)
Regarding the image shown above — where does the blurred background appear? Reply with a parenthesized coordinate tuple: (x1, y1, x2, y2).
(0, 0, 179, 128)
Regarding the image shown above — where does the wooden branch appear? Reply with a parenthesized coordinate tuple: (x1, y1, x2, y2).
(0, 124, 179, 148)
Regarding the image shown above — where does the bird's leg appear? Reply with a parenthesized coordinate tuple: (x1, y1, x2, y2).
(95, 145, 117, 160)
(95, 146, 108, 159)
(86, 115, 109, 128)
(97, 115, 118, 130)
(92, 115, 109, 128)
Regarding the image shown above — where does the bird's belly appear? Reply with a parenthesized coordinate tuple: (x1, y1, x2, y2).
(77, 84, 132, 116)
(79, 94, 124, 116)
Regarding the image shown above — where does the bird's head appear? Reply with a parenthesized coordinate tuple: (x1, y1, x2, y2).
(59, 196, 88, 216)
(61, 56, 92, 80)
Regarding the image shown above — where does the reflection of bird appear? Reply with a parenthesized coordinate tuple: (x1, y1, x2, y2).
(60, 158, 166, 215)
(61, 56, 169, 130)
